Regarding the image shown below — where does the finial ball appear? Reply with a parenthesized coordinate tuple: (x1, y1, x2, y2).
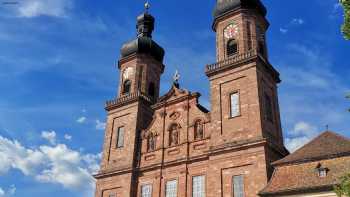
(145, 1, 150, 11)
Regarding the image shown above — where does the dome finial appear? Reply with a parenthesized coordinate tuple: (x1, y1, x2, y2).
(145, 1, 150, 13)
(173, 70, 180, 87)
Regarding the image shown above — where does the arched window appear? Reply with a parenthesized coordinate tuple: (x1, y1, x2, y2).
(194, 120, 204, 140)
(147, 133, 156, 152)
(148, 82, 155, 98)
(169, 124, 179, 146)
(227, 39, 238, 57)
(122, 80, 131, 95)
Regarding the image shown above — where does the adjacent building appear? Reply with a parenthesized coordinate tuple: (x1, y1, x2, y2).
(260, 131, 350, 197)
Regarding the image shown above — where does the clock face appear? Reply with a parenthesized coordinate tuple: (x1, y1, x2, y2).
(123, 67, 133, 80)
(224, 23, 239, 39)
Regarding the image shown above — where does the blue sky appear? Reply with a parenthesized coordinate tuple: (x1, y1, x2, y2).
(0, 0, 349, 196)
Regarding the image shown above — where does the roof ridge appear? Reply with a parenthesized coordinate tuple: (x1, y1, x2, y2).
(273, 131, 350, 166)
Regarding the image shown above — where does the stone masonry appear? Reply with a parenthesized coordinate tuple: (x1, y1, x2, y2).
(94, 0, 289, 197)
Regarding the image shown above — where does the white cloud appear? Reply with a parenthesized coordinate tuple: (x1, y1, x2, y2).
(279, 28, 288, 34)
(7, 185, 15, 196)
(0, 136, 45, 175)
(0, 135, 100, 192)
(291, 18, 305, 25)
(64, 134, 72, 140)
(76, 116, 87, 124)
(95, 120, 106, 131)
(0, 185, 15, 197)
(17, 0, 73, 18)
(279, 18, 305, 34)
(0, 188, 4, 196)
(285, 121, 319, 152)
(41, 130, 57, 145)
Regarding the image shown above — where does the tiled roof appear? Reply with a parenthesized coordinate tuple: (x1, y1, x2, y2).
(260, 131, 350, 196)
(273, 131, 350, 166)
(260, 156, 350, 196)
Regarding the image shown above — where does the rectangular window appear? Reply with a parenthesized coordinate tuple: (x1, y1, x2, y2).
(232, 175, 244, 197)
(141, 184, 152, 197)
(264, 94, 273, 122)
(166, 180, 178, 197)
(192, 175, 205, 197)
(230, 92, 240, 118)
(116, 127, 125, 148)
(246, 21, 252, 50)
(109, 194, 116, 197)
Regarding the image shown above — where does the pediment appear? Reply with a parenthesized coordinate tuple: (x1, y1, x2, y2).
(158, 84, 190, 103)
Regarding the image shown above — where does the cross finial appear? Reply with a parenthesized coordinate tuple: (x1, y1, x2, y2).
(145, 1, 150, 13)
(326, 124, 329, 131)
(173, 70, 180, 87)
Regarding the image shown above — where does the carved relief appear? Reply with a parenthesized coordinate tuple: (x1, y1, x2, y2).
(169, 124, 181, 146)
(194, 119, 204, 140)
(169, 112, 180, 120)
(147, 133, 156, 152)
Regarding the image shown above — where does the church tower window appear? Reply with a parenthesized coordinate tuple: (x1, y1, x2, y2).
(122, 80, 131, 95)
(246, 21, 252, 50)
(148, 82, 156, 98)
(194, 119, 204, 140)
(227, 39, 238, 57)
(230, 92, 240, 118)
(116, 127, 125, 148)
(169, 124, 179, 146)
(264, 93, 274, 122)
(232, 175, 244, 197)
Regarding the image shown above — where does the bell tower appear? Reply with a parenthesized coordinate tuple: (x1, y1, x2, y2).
(213, 0, 269, 62)
(94, 5, 165, 197)
(118, 6, 164, 100)
(207, 0, 287, 158)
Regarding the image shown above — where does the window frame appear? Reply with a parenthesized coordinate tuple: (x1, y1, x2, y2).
(148, 82, 156, 98)
(229, 91, 241, 118)
(226, 39, 239, 57)
(192, 175, 206, 197)
(232, 175, 245, 197)
(165, 179, 178, 197)
(141, 184, 153, 197)
(246, 21, 252, 50)
(116, 126, 125, 148)
(122, 80, 132, 95)
(264, 93, 274, 123)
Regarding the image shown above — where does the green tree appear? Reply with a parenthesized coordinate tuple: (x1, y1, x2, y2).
(334, 173, 350, 197)
(340, 0, 350, 40)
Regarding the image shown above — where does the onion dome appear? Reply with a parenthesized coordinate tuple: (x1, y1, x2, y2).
(120, 9, 165, 62)
(213, 0, 267, 19)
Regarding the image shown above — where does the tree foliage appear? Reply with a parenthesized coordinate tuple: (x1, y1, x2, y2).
(334, 173, 350, 197)
(340, 0, 350, 40)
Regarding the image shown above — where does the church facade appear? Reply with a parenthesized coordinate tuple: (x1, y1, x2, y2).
(94, 0, 290, 196)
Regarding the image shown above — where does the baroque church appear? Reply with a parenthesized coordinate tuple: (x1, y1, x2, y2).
(93, 0, 350, 197)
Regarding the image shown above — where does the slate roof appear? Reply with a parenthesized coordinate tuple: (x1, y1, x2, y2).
(260, 131, 350, 196)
